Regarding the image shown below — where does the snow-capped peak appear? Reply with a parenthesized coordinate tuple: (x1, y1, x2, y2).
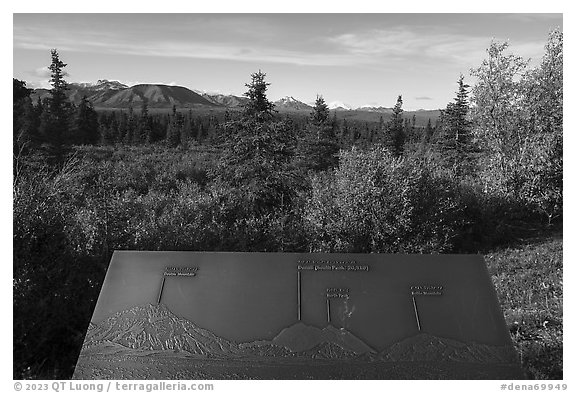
(73, 82, 96, 88)
(276, 96, 299, 103)
(94, 80, 128, 90)
(358, 104, 394, 113)
(273, 96, 312, 110)
(69, 80, 127, 91)
(328, 101, 353, 110)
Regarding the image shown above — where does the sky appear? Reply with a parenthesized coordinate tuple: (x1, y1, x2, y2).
(13, 13, 562, 111)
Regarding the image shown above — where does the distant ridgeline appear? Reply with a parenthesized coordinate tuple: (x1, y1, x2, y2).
(19, 77, 441, 150)
(74, 252, 523, 380)
(29, 80, 440, 122)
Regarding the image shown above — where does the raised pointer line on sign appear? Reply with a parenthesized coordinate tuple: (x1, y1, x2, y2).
(297, 270, 301, 321)
(412, 295, 421, 331)
(157, 276, 166, 305)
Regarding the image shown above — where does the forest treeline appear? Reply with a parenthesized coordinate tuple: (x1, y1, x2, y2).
(13, 30, 562, 379)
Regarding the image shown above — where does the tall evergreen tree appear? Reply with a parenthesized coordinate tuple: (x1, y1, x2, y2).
(18, 99, 42, 150)
(45, 49, 70, 153)
(438, 75, 474, 175)
(116, 112, 128, 143)
(374, 115, 385, 143)
(216, 70, 298, 214)
(166, 105, 182, 147)
(99, 122, 114, 145)
(242, 70, 275, 121)
(296, 95, 339, 172)
(13, 79, 30, 129)
(13, 79, 34, 153)
(134, 99, 152, 144)
(423, 118, 434, 144)
(181, 111, 192, 148)
(311, 95, 330, 129)
(124, 107, 136, 144)
(340, 118, 350, 148)
(384, 95, 405, 157)
(71, 96, 99, 145)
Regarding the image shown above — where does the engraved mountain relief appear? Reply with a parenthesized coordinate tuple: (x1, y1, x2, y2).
(81, 304, 376, 359)
(379, 333, 518, 363)
(270, 322, 376, 355)
(82, 304, 239, 357)
(80, 303, 516, 364)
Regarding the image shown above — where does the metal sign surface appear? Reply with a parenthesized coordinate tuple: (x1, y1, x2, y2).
(74, 251, 523, 379)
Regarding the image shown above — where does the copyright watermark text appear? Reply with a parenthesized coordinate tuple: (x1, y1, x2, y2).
(14, 381, 214, 392)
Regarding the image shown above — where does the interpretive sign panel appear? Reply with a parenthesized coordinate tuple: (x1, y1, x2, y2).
(73, 251, 523, 379)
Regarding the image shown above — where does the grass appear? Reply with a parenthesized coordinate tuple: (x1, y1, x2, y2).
(486, 233, 563, 379)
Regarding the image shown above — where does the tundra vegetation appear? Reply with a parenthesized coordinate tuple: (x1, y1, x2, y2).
(13, 30, 562, 379)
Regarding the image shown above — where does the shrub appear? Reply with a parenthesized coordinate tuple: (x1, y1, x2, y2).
(13, 159, 103, 379)
(304, 146, 466, 253)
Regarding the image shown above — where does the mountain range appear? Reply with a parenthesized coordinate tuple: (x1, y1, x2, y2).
(31, 80, 218, 109)
(200, 93, 248, 108)
(30, 80, 438, 117)
(358, 105, 394, 113)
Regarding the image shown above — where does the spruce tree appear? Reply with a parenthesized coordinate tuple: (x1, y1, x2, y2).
(216, 70, 298, 215)
(181, 112, 192, 148)
(13, 79, 34, 153)
(423, 118, 434, 143)
(123, 107, 135, 144)
(340, 118, 350, 147)
(133, 99, 151, 144)
(438, 75, 474, 175)
(166, 105, 182, 147)
(385, 95, 405, 157)
(311, 95, 330, 129)
(100, 123, 114, 145)
(13, 79, 30, 132)
(297, 95, 339, 171)
(117, 112, 128, 143)
(46, 49, 70, 151)
(72, 96, 99, 145)
(18, 99, 42, 150)
(242, 70, 275, 121)
(33, 50, 70, 160)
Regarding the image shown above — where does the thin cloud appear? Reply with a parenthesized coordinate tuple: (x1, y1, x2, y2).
(118, 41, 358, 67)
(14, 39, 358, 68)
(326, 27, 548, 68)
(14, 25, 360, 67)
(31, 66, 69, 78)
(24, 80, 51, 90)
(415, 96, 433, 101)
(501, 14, 562, 24)
(33, 67, 51, 78)
(13, 20, 552, 70)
